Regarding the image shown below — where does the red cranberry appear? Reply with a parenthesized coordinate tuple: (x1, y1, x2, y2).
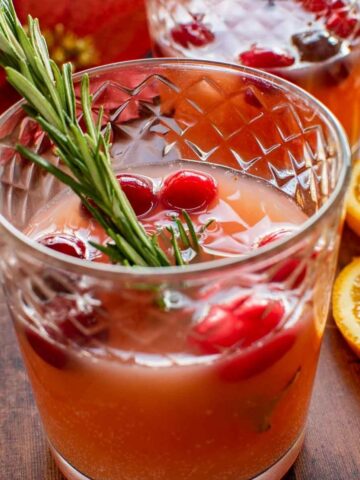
(48, 297, 107, 343)
(301, 0, 329, 13)
(39, 234, 87, 259)
(80, 198, 97, 218)
(329, 0, 347, 9)
(25, 297, 107, 368)
(171, 20, 215, 48)
(254, 228, 306, 288)
(218, 332, 296, 381)
(239, 47, 295, 69)
(326, 12, 358, 38)
(271, 258, 306, 288)
(25, 325, 68, 369)
(116, 174, 157, 217)
(160, 170, 218, 212)
(190, 296, 285, 354)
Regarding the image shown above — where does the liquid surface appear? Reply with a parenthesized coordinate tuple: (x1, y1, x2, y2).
(26, 161, 307, 265)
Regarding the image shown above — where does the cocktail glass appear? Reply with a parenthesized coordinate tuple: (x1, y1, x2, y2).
(146, 0, 360, 153)
(0, 59, 350, 480)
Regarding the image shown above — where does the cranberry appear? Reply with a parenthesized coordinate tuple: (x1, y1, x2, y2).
(171, 20, 215, 48)
(292, 30, 341, 62)
(254, 228, 306, 287)
(271, 258, 306, 288)
(25, 325, 68, 369)
(160, 170, 218, 212)
(239, 47, 295, 69)
(80, 198, 97, 218)
(218, 332, 296, 381)
(190, 296, 285, 354)
(39, 234, 87, 259)
(25, 297, 107, 368)
(324, 60, 350, 86)
(301, 0, 329, 13)
(329, 0, 347, 9)
(116, 174, 157, 217)
(326, 12, 358, 38)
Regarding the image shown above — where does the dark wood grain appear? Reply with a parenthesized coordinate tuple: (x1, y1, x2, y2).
(1, 228, 360, 480)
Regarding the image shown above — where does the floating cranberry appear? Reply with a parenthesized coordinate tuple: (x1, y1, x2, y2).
(239, 47, 295, 69)
(171, 20, 215, 48)
(116, 174, 157, 217)
(329, 0, 347, 9)
(254, 228, 306, 287)
(292, 30, 341, 62)
(271, 257, 306, 288)
(190, 296, 285, 354)
(39, 234, 87, 259)
(189, 293, 292, 380)
(25, 325, 68, 369)
(160, 170, 218, 212)
(301, 0, 329, 13)
(326, 12, 358, 38)
(25, 297, 107, 368)
(218, 332, 296, 381)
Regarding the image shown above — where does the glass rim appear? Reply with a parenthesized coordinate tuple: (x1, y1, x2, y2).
(0, 58, 351, 280)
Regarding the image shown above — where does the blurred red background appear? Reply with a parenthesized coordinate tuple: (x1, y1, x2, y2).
(0, 0, 151, 112)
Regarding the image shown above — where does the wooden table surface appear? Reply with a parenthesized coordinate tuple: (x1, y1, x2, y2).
(1, 227, 360, 480)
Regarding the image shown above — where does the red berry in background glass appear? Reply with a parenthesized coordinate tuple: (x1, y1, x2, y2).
(329, 0, 346, 9)
(116, 174, 157, 217)
(302, 0, 329, 13)
(239, 47, 295, 69)
(39, 234, 87, 259)
(160, 170, 218, 212)
(326, 12, 358, 38)
(171, 20, 215, 48)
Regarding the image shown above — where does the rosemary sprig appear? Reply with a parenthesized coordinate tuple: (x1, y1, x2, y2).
(166, 212, 215, 266)
(0, 0, 206, 267)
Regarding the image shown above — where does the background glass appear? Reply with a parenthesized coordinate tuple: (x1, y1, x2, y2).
(0, 60, 350, 480)
(146, 0, 360, 153)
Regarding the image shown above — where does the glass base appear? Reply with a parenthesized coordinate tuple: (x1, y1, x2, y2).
(50, 429, 305, 480)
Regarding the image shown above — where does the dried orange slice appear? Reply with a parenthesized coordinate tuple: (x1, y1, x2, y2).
(346, 160, 360, 236)
(332, 258, 360, 357)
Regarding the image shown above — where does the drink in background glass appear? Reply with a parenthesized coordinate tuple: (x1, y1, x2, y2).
(0, 60, 350, 480)
(146, 0, 360, 152)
